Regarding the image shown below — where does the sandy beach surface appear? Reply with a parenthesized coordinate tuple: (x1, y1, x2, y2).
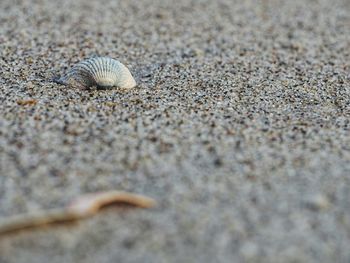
(0, 0, 350, 262)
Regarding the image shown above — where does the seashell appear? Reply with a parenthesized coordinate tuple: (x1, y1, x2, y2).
(55, 57, 136, 89)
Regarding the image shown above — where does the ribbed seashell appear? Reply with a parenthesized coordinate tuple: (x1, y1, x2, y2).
(55, 57, 136, 89)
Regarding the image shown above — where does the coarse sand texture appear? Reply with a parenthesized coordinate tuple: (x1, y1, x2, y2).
(0, 0, 350, 262)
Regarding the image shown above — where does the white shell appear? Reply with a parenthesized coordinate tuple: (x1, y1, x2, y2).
(56, 57, 136, 89)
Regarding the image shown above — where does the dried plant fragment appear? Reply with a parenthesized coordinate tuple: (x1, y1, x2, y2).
(0, 191, 156, 235)
(68, 191, 156, 216)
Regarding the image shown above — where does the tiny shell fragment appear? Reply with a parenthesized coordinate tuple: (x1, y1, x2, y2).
(16, 99, 37, 106)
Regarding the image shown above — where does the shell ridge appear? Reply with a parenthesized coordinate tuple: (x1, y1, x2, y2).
(102, 58, 109, 81)
(106, 58, 113, 83)
(98, 58, 108, 85)
(99, 58, 116, 87)
(114, 61, 125, 87)
(82, 59, 99, 85)
(72, 65, 94, 86)
(110, 59, 118, 85)
(104, 58, 112, 81)
(117, 63, 129, 87)
(78, 62, 99, 86)
(95, 58, 107, 84)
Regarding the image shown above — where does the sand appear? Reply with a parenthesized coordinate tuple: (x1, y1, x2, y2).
(0, 0, 350, 262)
